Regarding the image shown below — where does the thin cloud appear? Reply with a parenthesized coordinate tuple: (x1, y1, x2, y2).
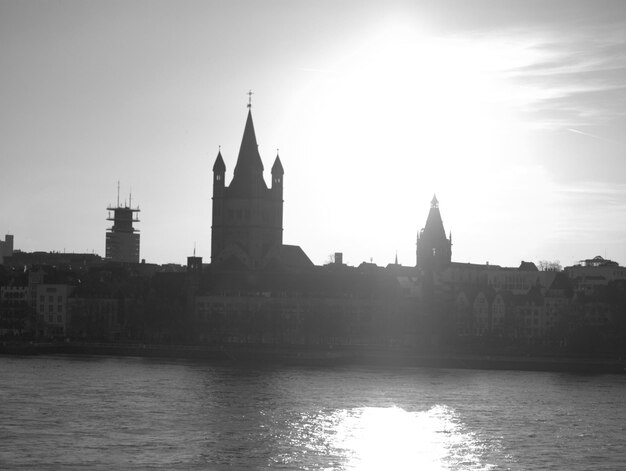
(490, 21, 626, 129)
(567, 128, 624, 146)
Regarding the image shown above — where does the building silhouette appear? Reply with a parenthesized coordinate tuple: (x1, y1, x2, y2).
(0, 234, 14, 265)
(416, 195, 452, 271)
(211, 107, 285, 269)
(105, 195, 140, 263)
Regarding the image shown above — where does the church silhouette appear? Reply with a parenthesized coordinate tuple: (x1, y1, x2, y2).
(211, 104, 312, 272)
(211, 100, 451, 273)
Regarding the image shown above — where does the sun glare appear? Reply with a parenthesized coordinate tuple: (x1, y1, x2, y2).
(285, 18, 556, 265)
(333, 405, 491, 470)
(293, 20, 530, 181)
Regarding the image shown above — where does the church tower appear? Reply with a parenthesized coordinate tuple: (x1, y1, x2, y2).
(211, 100, 283, 268)
(416, 195, 452, 272)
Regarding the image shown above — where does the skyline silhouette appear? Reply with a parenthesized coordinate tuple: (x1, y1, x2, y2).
(1, 0, 625, 267)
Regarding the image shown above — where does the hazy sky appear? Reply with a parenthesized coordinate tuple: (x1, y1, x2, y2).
(1, 0, 625, 267)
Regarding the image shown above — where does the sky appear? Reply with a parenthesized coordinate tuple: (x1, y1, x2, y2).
(1, 0, 625, 268)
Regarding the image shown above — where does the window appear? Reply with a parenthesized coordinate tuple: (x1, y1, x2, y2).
(57, 315, 62, 323)
(57, 305, 62, 312)
(58, 296, 62, 302)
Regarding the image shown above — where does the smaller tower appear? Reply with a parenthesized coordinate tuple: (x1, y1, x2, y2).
(211, 150, 227, 261)
(0, 234, 13, 264)
(105, 185, 140, 263)
(271, 152, 284, 246)
(416, 194, 451, 272)
(271, 152, 284, 194)
(213, 149, 226, 197)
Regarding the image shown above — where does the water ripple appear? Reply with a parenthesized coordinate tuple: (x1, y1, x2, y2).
(1, 356, 625, 470)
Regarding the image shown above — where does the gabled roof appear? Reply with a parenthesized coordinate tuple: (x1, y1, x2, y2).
(519, 261, 538, 271)
(263, 245, 314, 272)
(547, 272, 573, 292)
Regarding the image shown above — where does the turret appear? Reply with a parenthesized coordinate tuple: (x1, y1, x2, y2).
(271, 153, 284, 196)
(212, 150, 226, 197)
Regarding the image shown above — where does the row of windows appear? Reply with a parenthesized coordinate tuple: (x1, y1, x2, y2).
(223, 209, 275, 223)
(1, 292, 28, 300)
(39, 305, 63, 313)
(39, 314, 63, 323)
(40, 295, 64, 303)
(216, 207, 274, 222)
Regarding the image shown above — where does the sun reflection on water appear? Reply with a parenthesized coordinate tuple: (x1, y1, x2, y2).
(288, 405, 494, 471)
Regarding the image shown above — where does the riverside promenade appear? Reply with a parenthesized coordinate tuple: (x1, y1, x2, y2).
(2, 341, 625, 374)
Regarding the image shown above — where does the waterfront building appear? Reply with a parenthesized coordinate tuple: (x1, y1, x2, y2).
(485, 263, 562, 296)
(565, 256, 626, 295)
(105, 195, 140, 263)
(67, 297, 120, 340)
(450, 270, 574, 342)
(28, 268, 45, 308)
(4, 251, 102, 272)
(0, 285, 29, 336)
(193, 264, 416, 347)
(211, 104, 285, 269)
(472, 290, 494, 336)
(35, 284, 72, 337)
(0, 234, 14, 265)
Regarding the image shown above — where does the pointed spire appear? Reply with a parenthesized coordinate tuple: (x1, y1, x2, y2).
(424, 194, 446, 239)
(271, 151, 284, 175)
(229, 109, 266, 194)
(395, 251, 398, 265)
(213, 149, 225, 172)
(431, 194, 439, 208)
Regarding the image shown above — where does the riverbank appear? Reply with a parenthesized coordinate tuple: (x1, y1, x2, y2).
(1, 341, 625, 374)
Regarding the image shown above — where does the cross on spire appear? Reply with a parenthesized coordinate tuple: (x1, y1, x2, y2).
(247, 90, 253, 109)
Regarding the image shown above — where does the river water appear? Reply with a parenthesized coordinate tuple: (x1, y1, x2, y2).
(1, 355, 625, 470)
